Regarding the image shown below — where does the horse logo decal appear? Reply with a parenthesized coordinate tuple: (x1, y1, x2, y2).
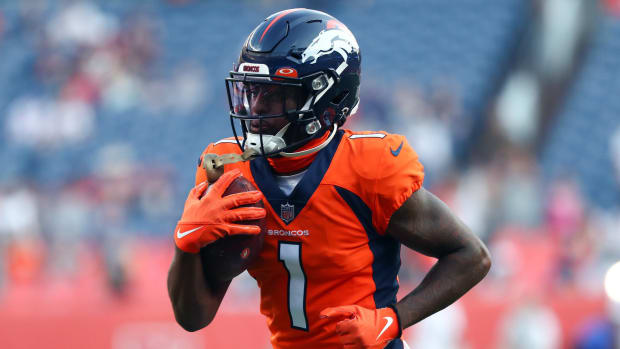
(302, 27, 359, 65)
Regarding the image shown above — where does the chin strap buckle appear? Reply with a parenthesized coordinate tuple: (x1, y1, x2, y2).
(202, 148, 258, 183)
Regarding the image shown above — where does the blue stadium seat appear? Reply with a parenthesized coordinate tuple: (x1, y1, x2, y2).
(541, 15, 620, 209)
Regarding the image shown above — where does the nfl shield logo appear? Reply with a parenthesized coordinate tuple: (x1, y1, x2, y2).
(280, 203, 295, 223)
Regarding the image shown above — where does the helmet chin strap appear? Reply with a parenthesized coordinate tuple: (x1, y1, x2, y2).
(203, 123, 337, 182)
(279, 124, 338, 158)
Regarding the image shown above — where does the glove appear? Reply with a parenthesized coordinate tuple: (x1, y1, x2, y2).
(174, 169, 266, 253)
(320, 305, 401, 349)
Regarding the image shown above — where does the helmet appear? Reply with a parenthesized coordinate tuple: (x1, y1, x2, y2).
(226, 8, 361, 158)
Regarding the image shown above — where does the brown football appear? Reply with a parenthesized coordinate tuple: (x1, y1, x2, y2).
(200, 175, 266, 283)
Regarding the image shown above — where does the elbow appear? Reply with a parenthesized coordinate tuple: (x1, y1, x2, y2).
(170, 298, 214, 332)
(177, 320, 207, 333)
(174, 311, 212, 332)
(176, 319, 201, 332)
(456, 237, 491, 282)
(475, 242, 492, 279)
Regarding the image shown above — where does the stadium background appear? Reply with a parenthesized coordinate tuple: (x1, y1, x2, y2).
(0, 0, 619, 348)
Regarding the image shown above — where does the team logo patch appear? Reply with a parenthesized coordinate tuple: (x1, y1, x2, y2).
(280, 203, 295, 223)
(301, 26, 359, 65)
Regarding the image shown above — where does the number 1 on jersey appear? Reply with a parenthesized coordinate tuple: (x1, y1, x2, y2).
(278, 241, 309, 331)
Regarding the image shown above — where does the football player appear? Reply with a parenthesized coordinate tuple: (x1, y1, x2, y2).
(168, 8, 491, 349)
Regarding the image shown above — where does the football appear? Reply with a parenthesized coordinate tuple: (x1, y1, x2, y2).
(200, 175, 266, 283)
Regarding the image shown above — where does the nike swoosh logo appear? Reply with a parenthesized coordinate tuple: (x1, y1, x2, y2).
(376, 316, 393, 341)
(176, 226, 203, 239)
(390, 141, 404, 157)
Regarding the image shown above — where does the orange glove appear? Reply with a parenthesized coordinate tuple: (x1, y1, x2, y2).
(320, 305, 401, 349)
(174, 169, 266, 253)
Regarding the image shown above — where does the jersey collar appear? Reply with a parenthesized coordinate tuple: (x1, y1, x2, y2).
(250, 129, 344, 225)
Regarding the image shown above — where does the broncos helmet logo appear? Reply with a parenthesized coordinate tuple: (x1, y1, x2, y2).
(301, 28, 359, 65)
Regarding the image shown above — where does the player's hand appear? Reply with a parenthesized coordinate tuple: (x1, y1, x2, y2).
(320, 305, 401, 349)
(174, 169, 266, 253)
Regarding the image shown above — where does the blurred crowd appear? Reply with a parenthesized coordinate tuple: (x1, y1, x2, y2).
(0, 1, 202, 296)
(0, 1, 619, 348)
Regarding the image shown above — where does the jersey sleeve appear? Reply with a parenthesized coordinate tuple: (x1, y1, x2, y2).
(194, 143, 214, 186)
(371, 134, 424, 234)
(194, 138, 244, 186)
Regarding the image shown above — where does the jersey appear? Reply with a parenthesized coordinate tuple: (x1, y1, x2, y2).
(194, 129, 425, 349)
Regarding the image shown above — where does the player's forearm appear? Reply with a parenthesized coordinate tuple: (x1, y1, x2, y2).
(167, 247, 231, 331)
(395, 243, 491, 328)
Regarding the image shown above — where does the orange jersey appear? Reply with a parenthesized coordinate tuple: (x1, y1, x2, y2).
(195, 129, 424, 349)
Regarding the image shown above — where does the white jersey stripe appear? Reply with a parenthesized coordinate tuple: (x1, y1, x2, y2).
(349, 133, 386, 139)
(214, 139, 240, 145)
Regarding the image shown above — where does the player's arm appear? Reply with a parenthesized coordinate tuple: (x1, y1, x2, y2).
(386, 187, 492, 328)
(167, 247, 232, 331)
(320, 188, 491, 348)
(321, 136, 489, 348)
(167, 169, 266, 331)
